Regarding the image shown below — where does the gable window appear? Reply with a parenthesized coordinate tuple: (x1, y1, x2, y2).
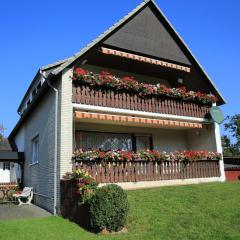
(3, 162, 10, 170)
(75, 131, 152, 151)
(31, 135, 39, 164)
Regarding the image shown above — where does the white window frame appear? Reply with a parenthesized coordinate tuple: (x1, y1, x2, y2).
(31, 135, 39, 165)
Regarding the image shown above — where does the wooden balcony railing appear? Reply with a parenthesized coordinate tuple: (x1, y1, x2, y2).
(72, 85, 211, 118)
(76, 160, 220, 183)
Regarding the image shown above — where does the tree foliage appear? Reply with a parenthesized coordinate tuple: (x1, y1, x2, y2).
(221, 114, 240, 156)
(88, 184, 129, 232)
(0, 124, 11, 150)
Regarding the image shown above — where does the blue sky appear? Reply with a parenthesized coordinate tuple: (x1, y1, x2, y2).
(0, 0, 239, 136)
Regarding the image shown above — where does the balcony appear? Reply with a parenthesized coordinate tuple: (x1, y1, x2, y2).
(75, 160, 220, 184)
(72, 85, 211, 119)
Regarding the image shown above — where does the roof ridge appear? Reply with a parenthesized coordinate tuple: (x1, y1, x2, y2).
(40, 58, 68, 70)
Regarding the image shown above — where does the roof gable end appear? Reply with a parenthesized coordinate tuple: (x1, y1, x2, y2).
(104, 5, 191, 65)
(47, 0, 225, 104)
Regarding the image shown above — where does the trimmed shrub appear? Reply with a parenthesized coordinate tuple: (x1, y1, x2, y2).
(88, 184, 129, 232)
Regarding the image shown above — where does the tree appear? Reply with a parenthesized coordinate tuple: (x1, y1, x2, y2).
(222, 114, 240, 156)
(0, 124, 11, 150)
(0, 124, 4, 143)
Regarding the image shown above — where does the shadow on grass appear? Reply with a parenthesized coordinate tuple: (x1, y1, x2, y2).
(61, 202, 92, 232)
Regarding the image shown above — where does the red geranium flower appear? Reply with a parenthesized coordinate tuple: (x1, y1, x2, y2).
(75, 67, 88, 76)
(85, 179, 91, 185)
(99, 71, 113, 81)
(98, 151, 106, 159)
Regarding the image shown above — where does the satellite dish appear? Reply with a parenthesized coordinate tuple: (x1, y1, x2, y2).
(210, 106, 225, 124)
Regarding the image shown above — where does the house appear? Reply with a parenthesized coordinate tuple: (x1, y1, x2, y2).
(8, 0, 226, 214)
(0, 139, 23, 184)
(224, 156, 240, 181)
(0, 151, 23, 184)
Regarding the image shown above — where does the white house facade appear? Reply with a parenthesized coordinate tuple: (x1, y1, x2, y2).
(9, 0, 226, 214)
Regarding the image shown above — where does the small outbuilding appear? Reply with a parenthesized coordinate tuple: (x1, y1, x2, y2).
(224, 157, 240, 181)
(0, 150, 24, 186)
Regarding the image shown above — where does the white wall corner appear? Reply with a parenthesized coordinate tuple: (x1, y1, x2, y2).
(214, 122, 225, 182)
(60, 67, 73, 177)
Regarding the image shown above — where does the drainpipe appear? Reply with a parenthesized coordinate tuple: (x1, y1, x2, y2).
(40, 70, 58, 215)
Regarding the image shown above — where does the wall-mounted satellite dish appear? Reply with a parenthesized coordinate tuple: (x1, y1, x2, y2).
(210, 106, 224, 124)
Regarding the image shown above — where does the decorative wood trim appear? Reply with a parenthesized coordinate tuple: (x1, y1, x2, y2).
(100, 47, 191, 73)
(74, 160, 221, 184)
(72, 86, 211, 119)
(74, 111, 205, 129)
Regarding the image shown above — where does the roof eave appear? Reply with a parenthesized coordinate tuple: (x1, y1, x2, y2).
(9, 73, 55, 140)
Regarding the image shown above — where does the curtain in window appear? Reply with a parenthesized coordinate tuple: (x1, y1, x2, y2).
(76, 132, 132, 151)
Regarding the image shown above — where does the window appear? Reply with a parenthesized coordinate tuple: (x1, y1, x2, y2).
(3, 162, 10, 170)
(135, 135, 151, 151)
(31, 135, 39, 164)
(76, 131, 132, 151)
(75, 131, 152, 151)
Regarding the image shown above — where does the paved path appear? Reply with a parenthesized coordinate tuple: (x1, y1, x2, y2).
(0, 204, 52, 220)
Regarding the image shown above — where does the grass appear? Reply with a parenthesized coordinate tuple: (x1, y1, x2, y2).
(0, 182, 240, 240)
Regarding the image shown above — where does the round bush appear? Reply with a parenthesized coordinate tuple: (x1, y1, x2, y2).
(88, 184, 129, 232)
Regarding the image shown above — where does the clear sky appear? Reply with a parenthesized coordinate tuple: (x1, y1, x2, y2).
(0, 0, 239, 136)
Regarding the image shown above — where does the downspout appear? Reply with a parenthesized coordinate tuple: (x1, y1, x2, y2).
(40, 70, 58, 215)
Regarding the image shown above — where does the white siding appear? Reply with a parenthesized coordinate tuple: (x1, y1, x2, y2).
(14, 126, 25, 180)
(59, 68, 73, 178)
(187, 124, 217, 151)
(15, 80, 61, 213)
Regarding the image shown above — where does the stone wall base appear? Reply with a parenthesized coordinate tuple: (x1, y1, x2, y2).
(99, 177, 222, 190)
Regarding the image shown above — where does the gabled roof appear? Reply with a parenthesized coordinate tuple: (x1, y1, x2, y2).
(10, 0, 226, 140)
(103, 4, 191, 65)
(45, 0, 225, 104)
(17, 0, 226, 112)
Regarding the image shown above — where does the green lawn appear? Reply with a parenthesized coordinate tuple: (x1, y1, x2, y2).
(1, 182, 240, 240)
